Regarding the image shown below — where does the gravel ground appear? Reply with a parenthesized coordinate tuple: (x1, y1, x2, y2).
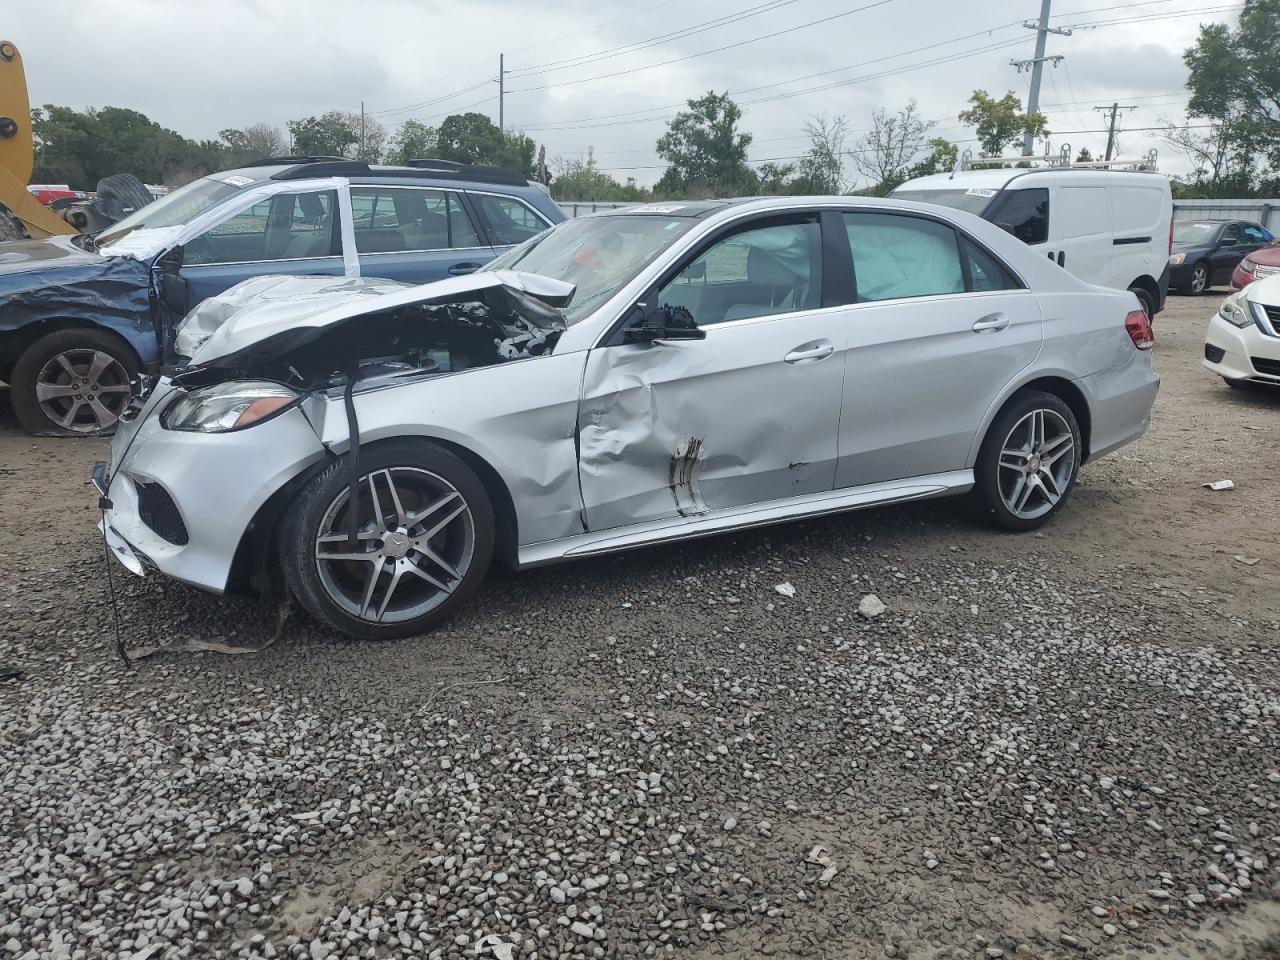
(2, 291, 1279, 960)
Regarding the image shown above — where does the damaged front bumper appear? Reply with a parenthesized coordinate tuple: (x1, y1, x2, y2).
(94, 380, 328, 594)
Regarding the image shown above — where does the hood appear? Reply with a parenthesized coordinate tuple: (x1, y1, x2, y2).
(173, 270, 577, 389)
(174, 274, 414, 359)
(1245, 273, 1280, 304)
(1243, 243, 1280, 267)
(0, 235, 106, 276)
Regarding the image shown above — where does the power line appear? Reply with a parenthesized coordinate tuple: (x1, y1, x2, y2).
(506, 0, 687, 55)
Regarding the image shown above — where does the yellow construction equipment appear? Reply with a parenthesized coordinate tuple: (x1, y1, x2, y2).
(0, 39, 75, 239)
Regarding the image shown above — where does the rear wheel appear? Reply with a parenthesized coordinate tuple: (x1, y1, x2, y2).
(1128, 286, 1154, 320)
(9, 329, 138, 436)
(279, 439, 495, 640)
(971, 390, 1081, 531)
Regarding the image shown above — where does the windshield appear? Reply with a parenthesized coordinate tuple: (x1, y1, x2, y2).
(890, 187, 1000, 216)
(97, 177, 242, 247)
(1173, 221, 1221, 244)
(484, 214, 696, 322)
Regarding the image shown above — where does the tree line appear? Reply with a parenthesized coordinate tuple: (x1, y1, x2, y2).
(28, 0, 1277, 201)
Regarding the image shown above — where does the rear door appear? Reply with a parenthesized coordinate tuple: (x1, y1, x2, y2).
(350, 185, 494, 284)
(577, 212, 848, 532)
(834, 211, 1042, 487)
(178, 188, 344, 308)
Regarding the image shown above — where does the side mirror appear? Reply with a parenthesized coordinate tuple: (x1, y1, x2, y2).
(623, 303, 706, 344)
(1219, 236, 1238, 247)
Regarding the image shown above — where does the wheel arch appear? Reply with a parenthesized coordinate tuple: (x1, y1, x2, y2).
(1, 316, 149, 380)
(226, 434, 521, 593)
(1126, 275, 1160, 315)
(969, 373, 1093, 467)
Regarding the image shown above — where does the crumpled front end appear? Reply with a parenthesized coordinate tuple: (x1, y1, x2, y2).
(97, 380, 328, 594)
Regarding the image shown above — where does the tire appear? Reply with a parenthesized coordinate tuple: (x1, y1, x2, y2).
(1128, 286, 1154, 320)
(9, 328, 139, 436)
(279, 439, 495, 640)
(1188, 261, 1209, 294)
(971, 390, 1082, 532)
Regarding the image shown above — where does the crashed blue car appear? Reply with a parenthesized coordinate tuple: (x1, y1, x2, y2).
(0, 157, 563, 435)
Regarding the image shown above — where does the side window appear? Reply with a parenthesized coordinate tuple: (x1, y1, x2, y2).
(988, 188, 1049, 245)
(844, 213, 963, 302)
(350, 188, 480, 253)
(1221, 223, 1243, 244)
(470, 194, 549, 246)
(187, 190, 337, 265)
(962, 238, 1021, 292)
(1242, 224, 1268, 244)
(657, 219, 823, 326)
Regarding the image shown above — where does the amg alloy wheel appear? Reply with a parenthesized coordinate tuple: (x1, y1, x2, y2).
(972, 390, 1081, 531)
(280, 440, 495, 639)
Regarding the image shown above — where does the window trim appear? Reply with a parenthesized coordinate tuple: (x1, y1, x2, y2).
(604, 210, 829, 344)
(839, 208, 1027, 304)
(348, 184, 487, 255)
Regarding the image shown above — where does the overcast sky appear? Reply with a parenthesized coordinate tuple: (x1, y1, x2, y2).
(9, 0, 1241, 185)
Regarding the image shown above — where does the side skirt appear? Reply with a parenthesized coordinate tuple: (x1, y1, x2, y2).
(516, 469, 974, 568)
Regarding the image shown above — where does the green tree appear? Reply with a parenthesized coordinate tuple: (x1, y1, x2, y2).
(656, 91, 757, 198)
(287, 112, 359, 158)
(794, 114, 849, 194)
(435, 113, 536, 176)
(549, 148, 650, 201)
(905, 137, 959, 179)
(958, 90, 1048, 157)
(1181, 0, 1280, 191)
(385, 120, 438, 164)
(219, 122, 286, 164)
(1075, 146, 1094, 163)
(756, 161, 797, 195)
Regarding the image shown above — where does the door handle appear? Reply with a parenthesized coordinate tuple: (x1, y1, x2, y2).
(447, 262, 482, 275)
(971, 313, 1010, 333)
(784, 340, 835, 364)
(1057, 251, 1066, 267)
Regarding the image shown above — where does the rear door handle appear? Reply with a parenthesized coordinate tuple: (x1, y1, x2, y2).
(784, 340, 835, 364)
(971, 313, 1010, 333)
(447, 262, 482, 276)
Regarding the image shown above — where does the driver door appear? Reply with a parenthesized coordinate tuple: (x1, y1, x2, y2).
(177, 188, 346, 310)
(576, 214, 848, 533)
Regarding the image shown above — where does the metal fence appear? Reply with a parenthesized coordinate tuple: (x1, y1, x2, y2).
(1173, 199, 1280, 231)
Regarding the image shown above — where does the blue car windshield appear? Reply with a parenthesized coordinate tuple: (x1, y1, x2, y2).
(97, 177, 242, 247)
(485, 214, 696, 323)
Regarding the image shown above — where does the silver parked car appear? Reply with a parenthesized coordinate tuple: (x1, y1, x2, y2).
(95, 197, 1159, 640)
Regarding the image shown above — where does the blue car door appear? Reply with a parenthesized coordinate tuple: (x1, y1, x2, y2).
(351, 186, 494, 285)
(178, 188, 345, 308)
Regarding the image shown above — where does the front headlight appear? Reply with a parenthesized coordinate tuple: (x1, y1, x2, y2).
(1168, 252, 1186, 265)
(1217, 290, 1254, 329)
(161, 381, 300, 433)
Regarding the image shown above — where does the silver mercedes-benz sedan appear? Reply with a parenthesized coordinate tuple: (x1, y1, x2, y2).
(95, 196, 1159, 640)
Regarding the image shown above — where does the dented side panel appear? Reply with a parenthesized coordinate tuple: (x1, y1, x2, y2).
(576, 310, 848, 533)
(315, 352, 589, 545)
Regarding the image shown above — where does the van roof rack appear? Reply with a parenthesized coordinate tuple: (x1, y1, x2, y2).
(265, 158, 530, 186)
(958, 145, 1159, 174)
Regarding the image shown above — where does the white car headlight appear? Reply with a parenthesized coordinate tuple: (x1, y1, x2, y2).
(1168, 252, 1186, 265)
(161, 381, 301, 433)
(1217, 290, 1255, 329)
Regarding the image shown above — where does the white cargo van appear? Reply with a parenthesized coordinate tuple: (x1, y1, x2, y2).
(892, 154, 1172, 317)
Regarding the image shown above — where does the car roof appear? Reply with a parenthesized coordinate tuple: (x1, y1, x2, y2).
(209, 158, 538, 191)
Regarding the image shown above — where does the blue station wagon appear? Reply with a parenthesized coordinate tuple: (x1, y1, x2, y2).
(0, 157, 563, 435)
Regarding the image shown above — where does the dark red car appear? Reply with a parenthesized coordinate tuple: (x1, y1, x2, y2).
(1231, 241, 1280, 289)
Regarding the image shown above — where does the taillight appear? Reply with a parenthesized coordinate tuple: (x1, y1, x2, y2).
(1168, 218, 1174, 255)
(1125, 308, 1154, 350)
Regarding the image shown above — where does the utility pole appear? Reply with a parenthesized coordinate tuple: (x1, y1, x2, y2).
(1010, 0, 1071, 156)
(498, 54, 505, 133)
(359, 101, 366, 160)
(1094, 102, 1137, 160)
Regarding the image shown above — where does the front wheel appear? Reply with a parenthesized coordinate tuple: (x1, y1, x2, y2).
(971, 391, 1081, 531)
(279, 440, 495, 640)
(1188, 262, 1209, 294)
(9, 328, 139, 436)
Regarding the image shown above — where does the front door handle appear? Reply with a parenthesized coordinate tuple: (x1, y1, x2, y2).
(971, 313, 1010, 333)
(784, 340, 835, 364)
(448, 262, 482, 276)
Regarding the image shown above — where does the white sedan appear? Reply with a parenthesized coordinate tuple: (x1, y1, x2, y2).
(1203, 275, 1280, 388)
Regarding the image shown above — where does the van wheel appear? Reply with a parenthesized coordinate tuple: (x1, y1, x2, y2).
(1128, 286, 1154, 320)
(9, 329, 139, 436)
(971, 390, 1081, 531)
